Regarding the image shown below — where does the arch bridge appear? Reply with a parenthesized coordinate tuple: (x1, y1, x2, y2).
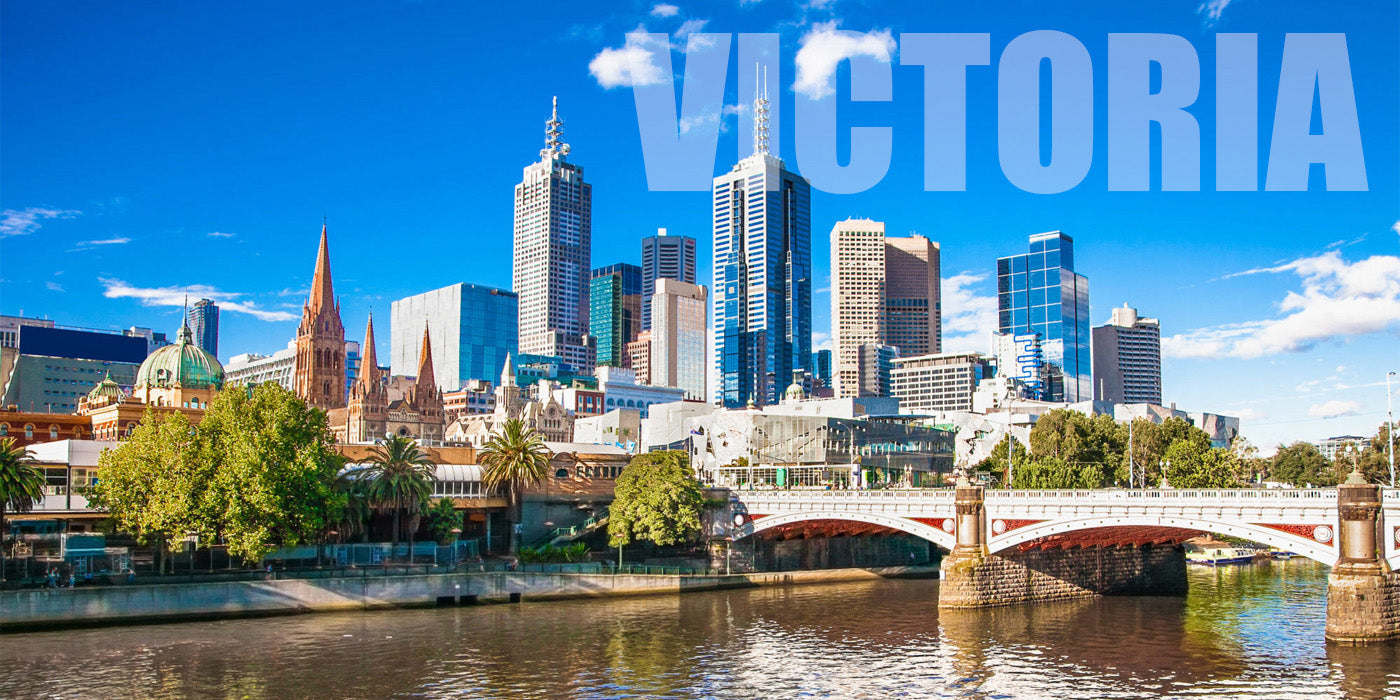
(723, 487, 1400, 571)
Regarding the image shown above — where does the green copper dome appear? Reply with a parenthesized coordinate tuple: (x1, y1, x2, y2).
(86, 371, 124, 402)
(135, 325, 225, 390)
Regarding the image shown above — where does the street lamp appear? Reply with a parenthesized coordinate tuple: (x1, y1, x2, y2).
(1387, 371, 1396, 488)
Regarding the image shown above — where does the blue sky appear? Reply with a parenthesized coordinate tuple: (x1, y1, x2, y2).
(2, 0, 1397, 452)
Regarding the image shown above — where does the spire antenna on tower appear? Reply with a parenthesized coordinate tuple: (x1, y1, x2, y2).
(753, 63, 770, 157)
(542, 95, 571, 159)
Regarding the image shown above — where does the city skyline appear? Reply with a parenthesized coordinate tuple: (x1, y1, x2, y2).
(2, 0, 1398, 451)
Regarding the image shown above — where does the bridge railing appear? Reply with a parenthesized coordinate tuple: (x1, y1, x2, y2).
(985, 488, 1337, 501)
(732, 489, 957, 503)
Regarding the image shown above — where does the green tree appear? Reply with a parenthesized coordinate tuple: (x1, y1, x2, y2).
(1355, 421, 1397, 485)
(1011, 455, 1106, 489)
(1163, 441, 1241, 488)
(479, 419, 552, 552)
(971, 435, 1020, 485)
(0, 437, 46, 565)
(427, 498, 464, 545)
(197, 383, 347, 561)
(333, 472, 373, 543)
(608, 451, 705, 547)
(361, 434, 436, 550)
(92, 409, 210, 572)
(1267, 441, 1337, 487)
(1028, 409, 1127, 483)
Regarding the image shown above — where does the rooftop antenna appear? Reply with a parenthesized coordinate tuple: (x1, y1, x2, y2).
(753, 63, 770, 157)
(542, 96, 571, 159)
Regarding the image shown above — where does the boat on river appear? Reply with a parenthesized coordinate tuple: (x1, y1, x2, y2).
(1185, 540, 1259, 566)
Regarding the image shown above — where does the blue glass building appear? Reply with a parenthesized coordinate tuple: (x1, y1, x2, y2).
(589, 263, 642, 368)
(390, 283, 518, 390)
(996, 231, 1091, 402)
(712, 153, 813, 408)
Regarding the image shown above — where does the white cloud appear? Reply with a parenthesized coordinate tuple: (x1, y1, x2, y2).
(1198, 0, 1233, 22)
(650, 3, 679, 18)
(1163, 251, 1400, 359)
(1234, 407, 1266, 422)
(100, 278, 297, 322)
(939, 272, 999, 354)
(1392, 220, 1400, 236)
(45, 281, 64, 293)
(589, 31, 667, 89)
(1, 207, 81, 237)
(793, 21, 896, 100)
(1307, 399, 1362, 419)
(207, 231, 236, 239)
(76, 237, 131, 247)
(812, 331, 832, 352)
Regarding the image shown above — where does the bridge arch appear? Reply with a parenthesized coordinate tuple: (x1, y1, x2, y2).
(737, 511, 957, 552)
(987, 515, 1339, 566)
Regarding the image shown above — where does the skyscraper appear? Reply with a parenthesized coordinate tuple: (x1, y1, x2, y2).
(390, 283, 518, 392)
(831, 219, 886, 398)
(650, 279, 707, 401)
(712, 76, 812, 407)
(1091, 304, 1162, 404)
(885, 235, 941, 357)
(811, 349, 832, 390)
(829, 219, 943, 398)
(589, 263, 642, 368)
(640, 229, 696, 331)
(514, 97, 593, 372)
(293, 223, 346, 410)
(996, 231, 1091, 402)
(186, 298, 219, 357)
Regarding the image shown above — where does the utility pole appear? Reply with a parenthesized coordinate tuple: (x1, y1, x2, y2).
(1128, 419, 1135, 489)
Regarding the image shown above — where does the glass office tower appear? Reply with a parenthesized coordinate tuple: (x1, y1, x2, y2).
(996, 231, 1090, 402)
(589, 263, 642, 368)
(390, 283, 518, 391)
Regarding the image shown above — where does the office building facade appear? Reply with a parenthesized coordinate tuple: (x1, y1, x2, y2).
(514, 97, 593, 372)
(1091, 304, 1162, 404)
(589, 263, 642, 368)
(891, 352, 995, 414)
(390, 283, 519, 393)
(996, 231, 1090, 402)
(650, 279, 707, 401)
(0, 325, 147, 414)
(811, 349, 832, 390)
(186, 298, 219, 357)
(640, 229, 696, 331)
(885, 235, 941, 357)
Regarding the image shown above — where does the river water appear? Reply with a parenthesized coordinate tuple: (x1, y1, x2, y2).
(2, 559, 1397, 699)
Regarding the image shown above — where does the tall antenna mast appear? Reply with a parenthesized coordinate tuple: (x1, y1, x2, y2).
(753, 63, 770, 157)
(542, 95, 571, 159)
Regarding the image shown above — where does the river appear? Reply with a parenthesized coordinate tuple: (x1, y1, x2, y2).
(1, 559, 1396, 699)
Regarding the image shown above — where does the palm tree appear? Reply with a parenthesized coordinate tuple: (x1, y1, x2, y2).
(1, 437, 45, 575)
(479, 419, 552, 553)
(362, 435, 436, 552)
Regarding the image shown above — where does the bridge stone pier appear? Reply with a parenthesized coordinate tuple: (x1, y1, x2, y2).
(1326, 472, 1400, 643)
(717, 474, 1400, 644)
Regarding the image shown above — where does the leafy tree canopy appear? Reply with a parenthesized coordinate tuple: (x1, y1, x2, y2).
(1011, 455, 1106, 490)
(1164, 440, 1242, 489)
(1268, 441, 1338, 487)
(609, 450, 705, 547)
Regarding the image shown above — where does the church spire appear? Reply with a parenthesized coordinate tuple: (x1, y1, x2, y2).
(415, 321, 437, 394)
(309, 221, 335, 313)
(359, 314, 379, 384)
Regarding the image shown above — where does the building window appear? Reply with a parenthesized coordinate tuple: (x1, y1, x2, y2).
(49, 426, 58, 440)
(0, 424, 7, 436)
(25, 424, 35, 439)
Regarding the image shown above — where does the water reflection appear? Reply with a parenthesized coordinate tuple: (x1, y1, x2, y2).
(1, 560, 1396, 699)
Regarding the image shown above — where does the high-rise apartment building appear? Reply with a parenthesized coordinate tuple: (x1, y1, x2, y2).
(712, 79, 812, 408)
(1091, 304, 1162, 404)
(885, 235, 941, 356)
(830, 219, 943, 398)
(514, 97, 593, 372)
(589, 263, 642, 368)
(186, 298, 219, 357)
(991, 331, 1044, 398)
(996, 231, 1090, 402)
(390, 283, 518, 392)
(650, 279, 707, 401)
(640, 229, 696, 331)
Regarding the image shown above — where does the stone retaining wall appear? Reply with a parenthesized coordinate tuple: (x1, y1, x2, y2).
(939, 544, 1187, 608)
(0, 565, 935, 632)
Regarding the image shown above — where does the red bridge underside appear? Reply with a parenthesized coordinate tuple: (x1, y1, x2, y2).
(755, 519, 1204, 552)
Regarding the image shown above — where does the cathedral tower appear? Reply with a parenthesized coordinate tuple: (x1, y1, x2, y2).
(294, 223, 347, 410)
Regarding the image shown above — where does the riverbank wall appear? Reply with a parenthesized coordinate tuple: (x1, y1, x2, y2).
(0, 565, 936, 632)
(939, 544, 1187, 608)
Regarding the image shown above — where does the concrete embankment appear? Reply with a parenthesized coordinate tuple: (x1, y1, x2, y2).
(0, 565, 937, 632)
